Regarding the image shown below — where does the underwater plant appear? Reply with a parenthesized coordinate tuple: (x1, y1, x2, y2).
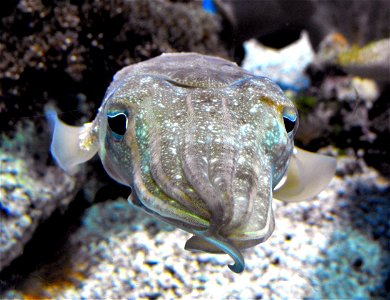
(46, 53, 336, 273)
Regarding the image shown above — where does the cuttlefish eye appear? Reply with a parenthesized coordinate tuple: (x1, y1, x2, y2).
(107, 112, 128, 140)
(282, 107, 298, 134)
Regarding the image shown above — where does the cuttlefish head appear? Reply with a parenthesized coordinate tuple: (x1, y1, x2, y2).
(46, 54, 336, 273)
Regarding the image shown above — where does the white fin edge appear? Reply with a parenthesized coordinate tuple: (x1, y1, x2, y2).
(273, 147, 337, 202)
(45, 106, 98, 174)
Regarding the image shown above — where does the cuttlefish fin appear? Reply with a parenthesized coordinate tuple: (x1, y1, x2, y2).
(45, 106, 98, 174)
(273, 147, 336, 202)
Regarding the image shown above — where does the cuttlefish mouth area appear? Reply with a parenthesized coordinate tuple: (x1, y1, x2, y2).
(130, 83, 279, 272)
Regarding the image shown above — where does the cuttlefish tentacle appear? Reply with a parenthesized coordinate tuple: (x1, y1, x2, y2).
(187, 231, 245, 273)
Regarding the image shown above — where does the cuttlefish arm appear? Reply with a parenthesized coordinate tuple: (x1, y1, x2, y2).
(45, 106, 98, 175)
(274, 147, 337, 202)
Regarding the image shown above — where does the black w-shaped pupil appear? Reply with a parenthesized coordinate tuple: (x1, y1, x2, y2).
(283, 116, 296, 133)
(108, 114, 127, 135)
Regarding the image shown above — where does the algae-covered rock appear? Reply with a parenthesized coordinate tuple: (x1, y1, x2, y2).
(0, 138, 83, 272)
(0, 0, 230, 132)
(315, 33, 390, 81)
(1, 149, 388, 299)
(297, 32, 390, 177)
(295, 82, 390, 177)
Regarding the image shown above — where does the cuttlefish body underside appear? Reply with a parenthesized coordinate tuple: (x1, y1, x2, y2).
(46, 53, 336, 273)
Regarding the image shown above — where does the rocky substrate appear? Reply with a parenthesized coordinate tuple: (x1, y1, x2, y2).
(1, 150, 389, 299)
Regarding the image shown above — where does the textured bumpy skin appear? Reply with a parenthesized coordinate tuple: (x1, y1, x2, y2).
(47, 53, 336, 273)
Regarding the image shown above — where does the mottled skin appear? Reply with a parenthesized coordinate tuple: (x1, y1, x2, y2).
(89, 53, 298, 272)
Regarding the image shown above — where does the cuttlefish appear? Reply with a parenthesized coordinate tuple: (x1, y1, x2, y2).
(46, 53, 336, 273)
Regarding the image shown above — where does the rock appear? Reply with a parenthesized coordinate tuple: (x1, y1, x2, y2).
(1, 149, 388, 299)
(0, 137, 83, 272)
(314, 33, 390, 82)
(0, 0, 230, 133)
